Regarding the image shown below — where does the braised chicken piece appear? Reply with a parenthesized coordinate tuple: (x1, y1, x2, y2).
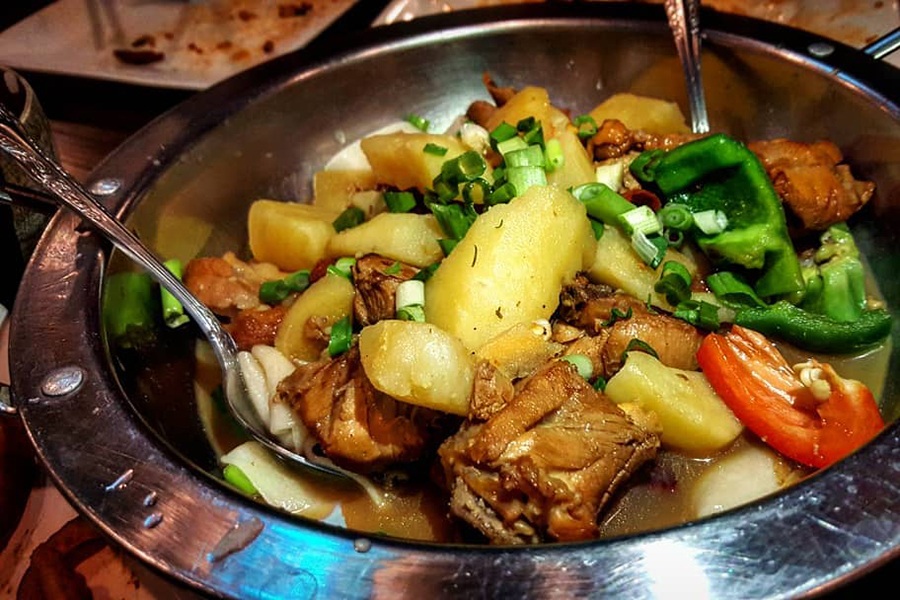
(439, 360, 660, 544)
(183, 252, 285, 318)
(468, 360, 515, 422)
(228, 305, 287, 351)
(352, 254, 419, 327)
(587, 119, 703, 160)
(556, 274, 704, 376)
(748, 139, 875, 231)
(276, 346, 448, 473)
(466, 73, 517, 127)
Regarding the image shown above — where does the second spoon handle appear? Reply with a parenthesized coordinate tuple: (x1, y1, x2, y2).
(665, 0, 710, 134)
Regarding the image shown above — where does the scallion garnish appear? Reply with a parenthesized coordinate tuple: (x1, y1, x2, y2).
(504, 144, 545, 168)
(412, 262, 440, 282)
(489, 122, 518, 150)
(333, 206, 365, 232)
(707, 271, 768, 308)
(259, 269, 311, 304)
(658, 203, 693, 231)
(488, 181, 517, 205)
(223, 464, 258, 496)
(631, 230, 668, 269)
(654, 261, 692, 306)
(161, 259, 189, 328)
(395, 279, 426, 322)
(570, 182, 635, 226)
(544, 138, 564, 172)
(384, 191, 417, 213)
(385, 261, 402, 275)
(496, 136, 528, 156)
(438, 238, 459, 256)
(589, 218, 605, 241)
(573, 114, 598, 140)
(673, 299, 722, 331)
(693, 209, 729, 235)
(619, 205, 661, 236)
(440, 150, 487, 185)
(603, 306, 633, 327)
(405, 113, 430, 132)
(428, 200, 478, 241)
(327, 316, 353, 357)
(423, 142, 448, 156)
(462, 178, 492, 204)
(327, 257, 356, 280)
(561, 354, 593, 380)
(621, 338, 660, 362)
(507, 165, 547, 196)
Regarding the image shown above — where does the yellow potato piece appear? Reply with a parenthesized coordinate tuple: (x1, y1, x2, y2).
(546, 127, 597, 191)
(604, 352, 743, 453)
(425, 185, 596, 350)
(360, 133, 475, 192)
(359, 320, 474, 416)
(586, 225, 697, 311)
(326, 213, 444, 268)
(274, 273, 354, 362)
(313, 169, 377, 212)
(475, 321, 564, 380)
(588, 93, 690, 135)
(484, 86, 555, 137)
(248, 200, 341, 271)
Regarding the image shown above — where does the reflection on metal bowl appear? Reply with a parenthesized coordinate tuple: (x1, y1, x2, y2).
(10, 3, 900, 598)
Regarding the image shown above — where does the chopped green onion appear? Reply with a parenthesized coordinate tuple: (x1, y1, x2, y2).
(333, 206, 365, 232)
(561, 354, 593, 380)
(259, 269, 311, 304)
(496, 136, 528, 156)
(327, 257, 356, 280)
(327, 315, 353, 357)
(412, 262, 440, 282)
(665, 229, 685, 248)
(657, 204, 694, 231)
(488, 181, 517, 205)
(223, 464, 258, 496)
(397, 305, 426, 322)
(570, 182, 635, 226)
(432, 177, 459, 203)
(508, 165, 547, 196)
(522, 122, 545, 148)
(619, 205, 661, 236)
(405, 113, 429, 132)
(504, 144, 545, 168)
(603, 306, 633, 327)
(428, 201, 478, 240)
(462, 178, 492, 203)
(383, 191, 417, 213)
(707, 271, 768, 308)
(161, 259, 189, 328)
(621, 338, 660, 362)
(103, 271, 155, 349)
(631, 231, 668, 269)
(385, 261, 402, 275)
(589, 219, 605, 240)
(516, 116, 537, 132)
(693, 209, 729, 235)
(574, 114, 598, 140)
(423, 143, 448, 156)
(544, 138, 564, 172)
(440, 150, 487, 185)
(591, 375, 607, 392)
(654, 261, 692, 306)
(489, 122, 518, 150)
(673, 299, 722, 331)
(395, 279, 425, 311)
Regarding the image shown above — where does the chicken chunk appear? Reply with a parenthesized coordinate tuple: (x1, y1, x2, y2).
(183, 252, 285, 318)
(276, 346, 448, 473)
(749, 138, 875, 231)
(351, 254, 418, 327)
(440, 360, 660, 544)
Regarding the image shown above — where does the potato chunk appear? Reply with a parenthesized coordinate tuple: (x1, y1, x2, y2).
(326, 213, 444, 267)
(425, 185, 596, 350)
(484, 86, 555, 137)
(588, 93, 690, 135)
(360, 133, 475, 192)
(274, 273, 354, 362)
(248, 200, 341, 271)
(586, 225, 697, 311)
(604, 352, 743, 453)
(359, 320, 474, 416)
(313, 169, 377, 212)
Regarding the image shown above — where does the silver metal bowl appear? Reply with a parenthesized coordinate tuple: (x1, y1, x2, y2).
(10, 3, 900, 598)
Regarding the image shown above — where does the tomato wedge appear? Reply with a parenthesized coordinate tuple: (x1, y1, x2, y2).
(696, 325, 884, 468)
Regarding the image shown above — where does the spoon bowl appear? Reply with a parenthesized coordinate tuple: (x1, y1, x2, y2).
(0, 101, 343, 478)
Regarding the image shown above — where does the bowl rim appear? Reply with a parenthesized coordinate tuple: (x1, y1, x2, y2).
(10, 3, 900, 598)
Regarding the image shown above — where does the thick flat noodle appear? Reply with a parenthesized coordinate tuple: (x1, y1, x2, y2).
(440, 361, 660, 544)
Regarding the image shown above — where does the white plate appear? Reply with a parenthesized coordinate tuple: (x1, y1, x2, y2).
(0, 0, 357, 90)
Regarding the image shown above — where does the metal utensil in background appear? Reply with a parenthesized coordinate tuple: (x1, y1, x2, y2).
(664, 0, 709, 134)
(0, 101, 346, 479)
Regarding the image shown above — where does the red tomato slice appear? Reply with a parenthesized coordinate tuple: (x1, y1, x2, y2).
(696, 325, 884, 468)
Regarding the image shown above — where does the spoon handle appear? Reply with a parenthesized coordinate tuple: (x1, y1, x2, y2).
(0, 102, 234, 360)
(665, 0, 710, 134)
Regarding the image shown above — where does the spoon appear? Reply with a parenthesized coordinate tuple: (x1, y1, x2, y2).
(0, 102, 344, 478)
(664, 0, 710, 134)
